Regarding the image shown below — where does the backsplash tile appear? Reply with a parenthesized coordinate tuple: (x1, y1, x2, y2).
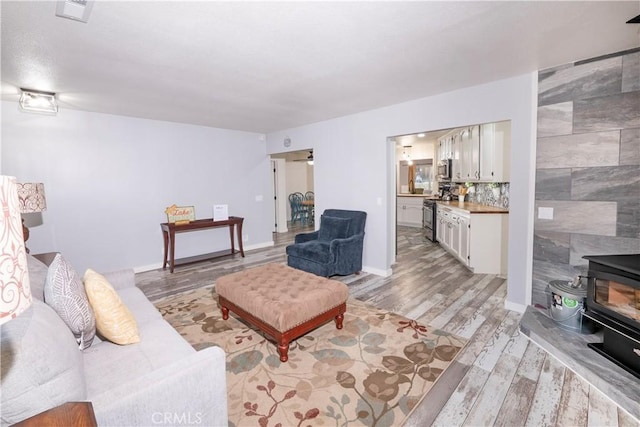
(537, 102, 573, 138)
(534, 201, 617, 236)
(535, 169, 571, 200)
(570, 234, 640, 266)
(622, 51, 640, 92)
(533, 231, 570, 263)
(466, 183, 509, 208)
(536, 131, 620, 169)
(571, 165, 640, 201)
(620, 128, 640, 166)
(574, 92, 640, 133)
(538, 56, 622, 106)
(532, 48, 640, 307)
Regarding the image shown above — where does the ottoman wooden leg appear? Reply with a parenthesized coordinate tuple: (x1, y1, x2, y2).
(221, 306, 229, 320)
(335, 313, 344, 329)
(278, 340, 290, 362)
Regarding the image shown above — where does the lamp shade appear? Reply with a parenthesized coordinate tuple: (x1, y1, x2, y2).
(0, 176, 32, 325)
(16, 182, 47, 213)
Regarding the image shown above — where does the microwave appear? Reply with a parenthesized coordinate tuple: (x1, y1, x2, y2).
(437, 159, 451, 180)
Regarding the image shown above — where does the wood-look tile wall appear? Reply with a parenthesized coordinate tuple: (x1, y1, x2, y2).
(532, 48, 640, 307)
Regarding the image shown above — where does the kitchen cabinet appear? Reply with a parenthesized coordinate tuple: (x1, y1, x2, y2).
(458, 215, 470, 266)
(438, 133, 454, 161)
(397, 197, 423, 227)
(479, 121, 511, 182)
(451, 133, 462, 181)
(436, 204, 507, 274)
(459, 125, 480, 182)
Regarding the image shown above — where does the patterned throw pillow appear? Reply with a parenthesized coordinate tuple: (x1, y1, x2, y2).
(83, 269, 140, 345)
(44, 254, 96, 350)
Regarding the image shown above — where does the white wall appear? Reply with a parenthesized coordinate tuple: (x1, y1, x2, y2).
(1, 102, 274, 273)
(266, 73, 537, 309)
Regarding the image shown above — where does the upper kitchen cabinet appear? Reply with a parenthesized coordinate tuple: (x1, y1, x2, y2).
(459, 125, 480, 182)
(479, 121, 511, 182)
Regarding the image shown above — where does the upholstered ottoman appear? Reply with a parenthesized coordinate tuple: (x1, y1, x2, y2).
(216, 263, 348, 362)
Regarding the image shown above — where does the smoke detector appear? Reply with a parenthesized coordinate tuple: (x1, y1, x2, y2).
(56, 0, 94, 23)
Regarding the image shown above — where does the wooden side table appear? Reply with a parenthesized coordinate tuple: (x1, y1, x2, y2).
(12, 402, 97, 427)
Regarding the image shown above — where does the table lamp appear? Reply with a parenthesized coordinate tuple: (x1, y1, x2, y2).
(16, 182, 47, 254)
(0, 176, 32, 325)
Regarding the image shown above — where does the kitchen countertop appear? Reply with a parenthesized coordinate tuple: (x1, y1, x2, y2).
(436, 200, 509, 214)
(397, 193, 441, 199)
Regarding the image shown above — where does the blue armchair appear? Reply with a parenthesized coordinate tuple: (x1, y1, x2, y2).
(286, 209, 367, 277)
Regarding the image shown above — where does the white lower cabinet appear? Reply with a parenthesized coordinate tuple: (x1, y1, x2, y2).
(397, 197, 423, 227)
(436, 204, 508, 275)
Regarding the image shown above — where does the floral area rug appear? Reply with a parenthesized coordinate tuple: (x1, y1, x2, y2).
(154, 286, 467, 427)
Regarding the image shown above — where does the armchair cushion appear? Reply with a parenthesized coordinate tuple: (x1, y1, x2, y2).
(287, 241, 333, 264)
(318, 215, 351, 242)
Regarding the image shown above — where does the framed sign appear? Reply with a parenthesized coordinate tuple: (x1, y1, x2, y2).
(165, 204, 195, 224)
(213, 204, 229, 221)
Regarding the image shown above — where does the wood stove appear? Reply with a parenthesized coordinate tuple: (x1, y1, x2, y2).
(583, 254, 640, 379)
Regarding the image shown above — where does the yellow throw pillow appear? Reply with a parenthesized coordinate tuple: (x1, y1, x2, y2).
(83, 269, 140, 345)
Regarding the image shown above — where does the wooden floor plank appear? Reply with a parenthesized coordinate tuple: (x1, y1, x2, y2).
(588, 385, 620, 427)
(556, 369, 590, 427)
(463, 351, 522, 426)
(525, 355, 566, 427)
(431, 365, 490, 427)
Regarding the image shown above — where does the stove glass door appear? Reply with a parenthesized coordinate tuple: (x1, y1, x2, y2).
(594, 277, 640, 321)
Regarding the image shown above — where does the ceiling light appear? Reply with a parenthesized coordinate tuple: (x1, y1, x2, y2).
(19, 89, 58, 114)
(56, 0, 94, 23)
(417, 133, 426, 138)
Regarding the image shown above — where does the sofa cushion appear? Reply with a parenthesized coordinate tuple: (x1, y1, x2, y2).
(318, 215, 351, 242)
(0, 300, 86, 425)
(84, 269, 140, 345)
(83, 317, 195, 397)
(45, 254, 96, 350)
(26, 254, 48, 302)
(286, 240, 333, 264)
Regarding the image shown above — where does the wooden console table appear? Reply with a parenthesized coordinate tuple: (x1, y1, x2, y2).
(161, 216, 245, 273)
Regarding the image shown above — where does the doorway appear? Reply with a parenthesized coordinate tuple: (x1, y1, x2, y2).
(270, 149, 315, 233)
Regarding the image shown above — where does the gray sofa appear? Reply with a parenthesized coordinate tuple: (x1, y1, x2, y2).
(1, 255, 228, 427)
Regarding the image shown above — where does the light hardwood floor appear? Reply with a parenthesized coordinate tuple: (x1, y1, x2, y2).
(136, 225, 638, 426)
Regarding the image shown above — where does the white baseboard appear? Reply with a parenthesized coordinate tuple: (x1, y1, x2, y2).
(134, 263, 163, 273)
(244, 241, 274, 251)
(134, 241, 274, 273)
(504, 300, 527, 313)
(363, 266, 392, 277)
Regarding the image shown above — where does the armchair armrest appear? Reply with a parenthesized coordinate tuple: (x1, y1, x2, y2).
(90, 346, 228, 427)
(102, 269, 136, 291)
(295, 230, 319, 244)
(329, 233, 364, 252)
(330, 233, 365, 273)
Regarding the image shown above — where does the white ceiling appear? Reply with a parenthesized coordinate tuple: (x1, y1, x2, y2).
(1, 1, 638, 133)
